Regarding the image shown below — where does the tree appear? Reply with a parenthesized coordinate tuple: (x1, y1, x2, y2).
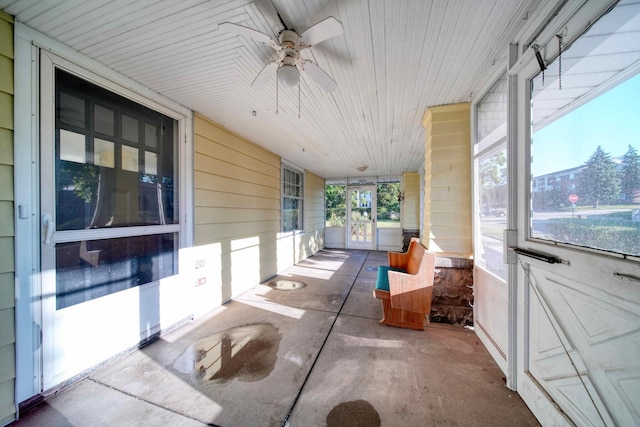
(325, 185, 346, 226)
(377, 183, 400, 219)
(576, 146, 621, 208)
(533, 187, 565, 210)
(620, 145, 640, 204)
(479, 150, 506, 211)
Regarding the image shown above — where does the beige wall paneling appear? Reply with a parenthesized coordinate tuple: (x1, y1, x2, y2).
(193, 114, 282, 313)
(402, 172, 420, 230)
(0, 10, 15, 426)
(422, 103, 472, 258)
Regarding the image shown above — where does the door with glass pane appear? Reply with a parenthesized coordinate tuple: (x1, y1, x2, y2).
(40, 56, 180, 389)
(515, 2, 640, 425)
(347, 186, 376, 250)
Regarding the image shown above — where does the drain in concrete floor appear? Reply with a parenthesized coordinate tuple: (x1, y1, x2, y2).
(326, 400, 381, 426)
(173, 323, 280, 384)
(268, 279, 307, 290)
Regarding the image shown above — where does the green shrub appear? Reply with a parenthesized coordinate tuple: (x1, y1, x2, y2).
(533, 215, 640, 255)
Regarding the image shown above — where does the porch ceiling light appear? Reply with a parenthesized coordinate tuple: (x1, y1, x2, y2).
(356, 165, 368, 172)
(278, 64, 300, 87)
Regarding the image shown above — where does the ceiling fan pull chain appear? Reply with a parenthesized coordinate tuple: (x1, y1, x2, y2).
(276, 77, 279, 114)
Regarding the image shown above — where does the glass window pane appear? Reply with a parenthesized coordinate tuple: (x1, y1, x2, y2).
(476, 76, 507, 144)
(122, 114, 139, 143)
(145, 123, 158, 148)
(122, 145, 139, 172)
(59, 92, 86, 128)
(56, 69, 178, 229)
(94, 138, 114, 168)
(94, 104, 114, 136)
(475, 73, 507, 279)
(530, 2, 640, 257)
(59, 129, 86, 164)
(283, 197, 299, 231)
(377, 183, 400, 228)
(477, 148, 507, 279)
(55, 233, 177, 309)
(145, 151, 158, 175)
(325, 184, 346, 227)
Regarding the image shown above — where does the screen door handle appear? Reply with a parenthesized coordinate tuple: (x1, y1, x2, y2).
(43, 214, 54, 244)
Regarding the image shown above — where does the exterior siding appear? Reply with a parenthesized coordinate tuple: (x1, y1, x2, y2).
(193, 114, 325, 313)
(422, 103, 472, 257)
(0, 10, 15, 426)
(304, 171, 326, 254)
(194, 114, 281, 308)
(402, 172, 420, 229)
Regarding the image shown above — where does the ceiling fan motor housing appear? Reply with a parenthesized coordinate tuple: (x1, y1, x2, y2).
(279, 29, 299, 47)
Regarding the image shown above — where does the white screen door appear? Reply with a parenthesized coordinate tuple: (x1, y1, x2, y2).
(39, 53, 181, 389)
(347, 186, 376, 250)
(514, 2, 640, 425)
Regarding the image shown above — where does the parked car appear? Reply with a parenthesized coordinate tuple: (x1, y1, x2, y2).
(481, 207, 506, 217)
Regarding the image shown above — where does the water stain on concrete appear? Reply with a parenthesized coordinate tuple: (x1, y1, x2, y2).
(326, 400, 381, 427)
(173, 323, 280, 384)
(268, 279, 307, 291)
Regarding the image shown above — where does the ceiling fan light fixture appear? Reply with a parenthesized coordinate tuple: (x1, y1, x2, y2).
(278, 64, 300, 87)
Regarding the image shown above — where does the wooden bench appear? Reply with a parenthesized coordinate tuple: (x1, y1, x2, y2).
(373, 238, 436, 330)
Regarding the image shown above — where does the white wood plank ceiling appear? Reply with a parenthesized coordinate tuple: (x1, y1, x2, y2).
(3, 0, 541, 178)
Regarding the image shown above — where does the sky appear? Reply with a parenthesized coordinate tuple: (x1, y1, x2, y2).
(531, 72, 640, 176)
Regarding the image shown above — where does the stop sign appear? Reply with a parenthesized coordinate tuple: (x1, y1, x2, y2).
(568, 194, 579, 203)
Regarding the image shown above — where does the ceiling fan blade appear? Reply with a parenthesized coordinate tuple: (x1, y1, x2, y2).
(300, 16, 344, 46)
(251, 62, 279, 89)
(301, 61, 337, 92)
(254, 0, 288, 33)
(218, 22, 274, 45)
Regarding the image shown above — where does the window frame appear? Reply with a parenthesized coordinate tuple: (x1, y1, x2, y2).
(526, 1, 640, 260)
(39, 52, 193, 304)
(281, 162, 305, 233)
(473, 71, 509, 280)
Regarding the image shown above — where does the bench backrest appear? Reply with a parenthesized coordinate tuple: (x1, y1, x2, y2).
(406, 245, 424, 275)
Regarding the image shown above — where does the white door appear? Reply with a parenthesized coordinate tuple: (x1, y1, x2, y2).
(514, 2, 640, 425)
(347, 186, 376, 250)
(39, 53, 183, 389)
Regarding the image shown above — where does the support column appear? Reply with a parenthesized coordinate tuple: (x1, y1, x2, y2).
(422, 103, 473, 325)
(421, 102, 472, 258)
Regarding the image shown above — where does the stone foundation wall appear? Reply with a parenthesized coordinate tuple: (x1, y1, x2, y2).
(430, 257, 473, 326)
(401, 229, 420, 252)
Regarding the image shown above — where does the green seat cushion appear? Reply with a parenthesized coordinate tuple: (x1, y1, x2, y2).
(375, 265, 406, 292)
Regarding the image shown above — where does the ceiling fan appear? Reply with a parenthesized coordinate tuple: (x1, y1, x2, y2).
(219, 16, 343, 92)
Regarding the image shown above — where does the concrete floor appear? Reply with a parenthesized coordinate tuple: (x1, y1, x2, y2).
(13, 249, 540, 427)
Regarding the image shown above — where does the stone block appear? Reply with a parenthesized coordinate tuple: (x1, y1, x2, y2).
(428, 256, 474, 325)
